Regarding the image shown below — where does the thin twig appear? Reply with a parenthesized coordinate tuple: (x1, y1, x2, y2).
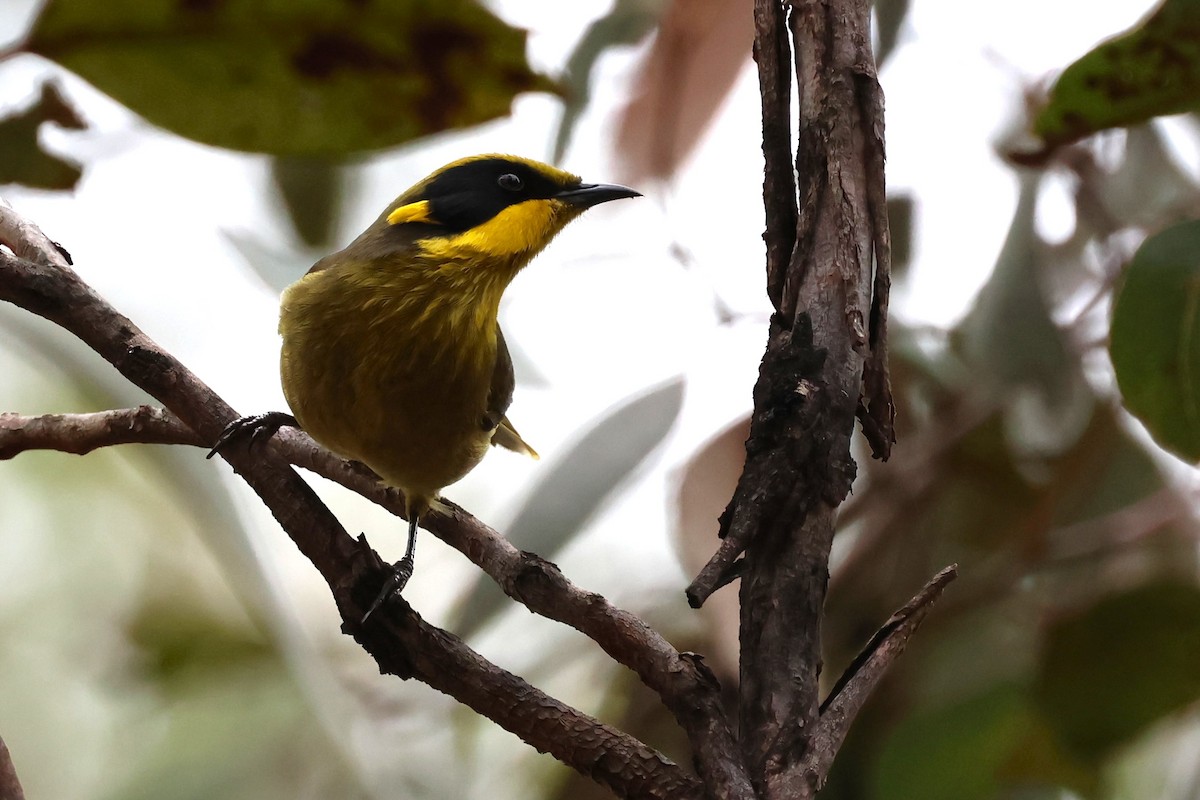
(0, 196, 71, 268)
(756, 0, 797, 311)
(0, 406, 204, 458)
(359, 588, 701, 800)
(791, 564, 958, 792)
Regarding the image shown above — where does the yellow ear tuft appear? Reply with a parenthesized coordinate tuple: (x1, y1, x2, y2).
(387, 200, 433, 226)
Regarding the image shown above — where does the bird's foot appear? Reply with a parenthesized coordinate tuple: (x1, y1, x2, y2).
(206, 412, 299, 459)
(361, 554, 414, 623)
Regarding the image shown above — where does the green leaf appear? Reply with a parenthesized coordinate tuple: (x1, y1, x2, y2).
(886, 194, 914, 278)
(452, 378, 685, 638)
(1033, 0, 1200, 150)
(956, 176, 1070, 391)
(871, 684, 1033, 800)
(26, 0, 559, 156)
(1035, 583, 1200, 759)
(270, 156, 349, 248)
(551, 0, 661, 163)
(874, 0, 911, 66)
(954, 174, 1094, 454)
(0, 80, 86, 190)
(1110, 219, 1200, 461)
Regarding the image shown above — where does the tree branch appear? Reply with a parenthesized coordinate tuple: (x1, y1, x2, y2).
(0, 248, 700, 799)
(359, 588, 701, 800)
(0, 401, 753, 798)
(756, 0, 797, 310)
(0, 195, 72, 268)
(684, 0, 806, 612)
(0, 406, 204, 458)
(0, 735, 24, 800)
(792, 565, 958, 792)
(703, 0, 895, 796)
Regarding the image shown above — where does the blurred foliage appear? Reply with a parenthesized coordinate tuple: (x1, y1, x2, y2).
(612, 0, 753, 181)
(1110, 220, 1200, 461)
(871, 683, 1087, 800)
(1031, 0, 1200, 156)
(453, 378, 684, 638)
(1036, 583, 1200, 761)
(0, 307, 369, 800)
(23, 0, 557, 156)
(812, 121, 1200, 794)
(269, 155, 350, 249)
(0, 79, 84, 189)
(886, 194, 914, 278)
(873, 0, 911, 66)
(551, 0, 662, 164)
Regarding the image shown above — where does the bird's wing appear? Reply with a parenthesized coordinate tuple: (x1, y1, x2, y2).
(486, 326, 538, 459)
(493, 416, 539, 460)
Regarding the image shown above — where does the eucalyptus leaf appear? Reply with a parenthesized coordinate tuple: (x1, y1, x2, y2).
(551, 0, 661, 163)
(1033, 0, 1200, 150)
(26, 0, 559, 156)
(953, 174, 1094, 459)
(1035, 583, 1200, 760)
(452, 377, 685, 638)
(874, 0, 910, 66)
(270, 156, 349, 249)
(1110, 219, 1200, 461)
(887, 194, 914, 278)
(871, 684, 1036, 800)
(0, 80, 85, 190)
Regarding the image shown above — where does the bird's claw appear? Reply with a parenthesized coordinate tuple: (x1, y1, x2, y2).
(206, 412, 298, 459)
(361, 556, 414, 623)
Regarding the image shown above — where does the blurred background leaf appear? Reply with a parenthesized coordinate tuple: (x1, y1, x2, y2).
(0, 79, 84, 189)
(23, 0, 558, 156)
(551, 0, 662, 165)
(873, 0, 911, 67)
(1110, 219, 1200, 461)
(269, 156, 353, 250)
(1035, 582, 1200, 761)
(613, 0, 752, 181)
(1032, 0, 1200, 153)
(452, 378, 685, 638)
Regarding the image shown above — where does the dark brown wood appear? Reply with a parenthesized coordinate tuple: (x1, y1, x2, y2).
(756, 0, 798, 310)
(716, 0, 894, 796)
(795, 565, 957, 793)
(0, 735, 24, 800)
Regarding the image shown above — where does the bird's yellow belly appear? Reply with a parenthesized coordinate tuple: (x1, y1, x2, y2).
(279, 277, 495, 504)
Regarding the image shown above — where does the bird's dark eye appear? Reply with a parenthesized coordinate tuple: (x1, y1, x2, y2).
(498, 173, 523, 192)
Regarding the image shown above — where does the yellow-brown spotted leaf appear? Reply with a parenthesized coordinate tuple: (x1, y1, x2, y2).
(25, 0, 558, 156)
(1033, 0, 1200, 151)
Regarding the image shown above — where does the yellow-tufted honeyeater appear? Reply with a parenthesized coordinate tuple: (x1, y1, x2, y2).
(210, 155, 639, 620)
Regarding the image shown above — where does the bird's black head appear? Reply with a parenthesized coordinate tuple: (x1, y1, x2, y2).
(420, 157, 571, 233)
(385, 154, 640, 234)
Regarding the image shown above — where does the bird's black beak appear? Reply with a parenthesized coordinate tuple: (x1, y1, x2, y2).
(555, 182, 641, 208)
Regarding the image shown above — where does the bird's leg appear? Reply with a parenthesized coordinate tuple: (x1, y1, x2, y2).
(206, 412, 300, 459)
(361, 513, 419, 622)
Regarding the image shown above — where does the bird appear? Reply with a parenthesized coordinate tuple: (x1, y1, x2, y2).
(209, 154, 640, 621)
